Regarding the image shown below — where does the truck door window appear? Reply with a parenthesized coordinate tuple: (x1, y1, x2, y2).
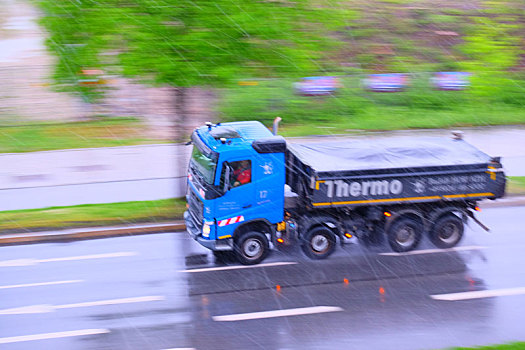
(230, 160, 252, 187)
(220, 162, 232, 192)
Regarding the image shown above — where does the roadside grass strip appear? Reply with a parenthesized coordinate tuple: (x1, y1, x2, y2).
(431, 287, 525, 301)
(0, 329, 110, 344)
(0, 198, 185, 234)
(213, 306, 343, 322)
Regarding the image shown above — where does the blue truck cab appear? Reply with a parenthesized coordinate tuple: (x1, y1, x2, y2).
(184, 121, 286, 264)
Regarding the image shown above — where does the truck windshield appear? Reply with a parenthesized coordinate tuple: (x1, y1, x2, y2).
(190, 146, 217, 185)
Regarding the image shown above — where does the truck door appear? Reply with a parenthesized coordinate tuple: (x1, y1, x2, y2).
(215, 159, 256, 234)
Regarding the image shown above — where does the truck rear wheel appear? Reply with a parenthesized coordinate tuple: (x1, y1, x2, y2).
(387, 217, 423, 252)
(234, 231, 269, 265)
(301, 226, 336, 260)
(429, 213, 464, 249)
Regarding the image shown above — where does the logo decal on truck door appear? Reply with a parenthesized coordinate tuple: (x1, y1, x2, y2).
(260, 162, 273, 175)
(412, 180, 426, 194)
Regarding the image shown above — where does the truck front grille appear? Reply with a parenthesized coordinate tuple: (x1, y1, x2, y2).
(188, 190, 204, 229)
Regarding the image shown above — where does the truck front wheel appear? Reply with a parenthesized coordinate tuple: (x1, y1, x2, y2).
(429, 213, 464, 249)
(234, 231, 269, 265)
(301, 226, 336, 260)
(387, 217, 423, 252)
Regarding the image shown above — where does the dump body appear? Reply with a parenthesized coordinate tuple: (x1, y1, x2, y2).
(286, 136, 505, 208)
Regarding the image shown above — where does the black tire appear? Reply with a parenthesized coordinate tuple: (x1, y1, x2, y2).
(301, 226, 337, 260)
(387, 217, 423, 252)
(429, 213, 464, 249)
(234, 231, 269, 265)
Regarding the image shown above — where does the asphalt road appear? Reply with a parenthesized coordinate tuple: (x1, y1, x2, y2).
(1, 206, 525, 349)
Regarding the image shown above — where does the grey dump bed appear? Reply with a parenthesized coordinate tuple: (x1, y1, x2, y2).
(286, 136, 505, 207)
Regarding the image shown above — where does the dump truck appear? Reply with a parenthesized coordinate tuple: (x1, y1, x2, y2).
(184, 121, 506, 264)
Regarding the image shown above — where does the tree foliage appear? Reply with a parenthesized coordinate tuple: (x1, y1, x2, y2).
(39, 0, 352, 91)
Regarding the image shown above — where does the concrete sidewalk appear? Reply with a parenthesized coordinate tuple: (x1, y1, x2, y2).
(0, 144, 189, 210)
(1, 196, 524, 247)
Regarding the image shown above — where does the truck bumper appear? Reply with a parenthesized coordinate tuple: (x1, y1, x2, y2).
(184, 211, 233, 251)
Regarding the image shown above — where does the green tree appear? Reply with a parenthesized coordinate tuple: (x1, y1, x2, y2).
(39, 0, 351, 192)
(40, 0, 351, 107)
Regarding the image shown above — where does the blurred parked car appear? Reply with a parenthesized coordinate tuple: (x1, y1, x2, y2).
(293, 76, 341, 96)
(431, 72, 471, 91)
(362, 73, 408, 92)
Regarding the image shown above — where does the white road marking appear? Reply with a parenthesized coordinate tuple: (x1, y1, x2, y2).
(431, 287, 525, 301)
(179, 261, 297, 273)
(0, 305, 54, 315)
(38, 252, 137, 263)
(379, 245, 486, 256)
(212, 306, 343, 322)
(162, 348, 196, 350)
(0, 296, 165, 315)
(55, 296, 165, 310)
(0, 259, 38, 267)
(0, 280, 83, 290)
(0, 329, 110, 344)
(0, 252, 137, 267)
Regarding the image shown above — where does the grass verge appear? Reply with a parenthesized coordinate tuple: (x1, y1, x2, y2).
(507, 176, 525, 196)
(0, 198, 186, 234)
(220, 77, 525, 137)
(0, 117, 162, 153)
(452, 342, 525, 349)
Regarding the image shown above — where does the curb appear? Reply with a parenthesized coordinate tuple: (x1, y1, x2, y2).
(1, 196, 524, 247)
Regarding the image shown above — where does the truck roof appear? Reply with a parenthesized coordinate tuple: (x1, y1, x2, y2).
(288, 136, 492, 174)
(196, 121, 274, 152)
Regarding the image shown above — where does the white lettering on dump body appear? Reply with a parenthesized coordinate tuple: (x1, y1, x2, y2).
(324, 179, 403, 198)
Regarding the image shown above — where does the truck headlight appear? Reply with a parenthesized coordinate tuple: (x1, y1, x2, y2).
(202, 224, 210, 237)
(202, 221, 214, 237)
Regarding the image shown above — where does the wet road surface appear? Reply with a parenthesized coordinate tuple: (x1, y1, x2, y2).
(1, 206, 525, 349)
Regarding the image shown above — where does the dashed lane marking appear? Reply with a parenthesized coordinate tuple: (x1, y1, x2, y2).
(0, 296, 165, 315)
(0, 329, 110, 344)
(0, 280, 83, 289)
(0, 252, 137, 267)
(178, 261, 297, 273)
(379, 245, 486, 256)
(213, 306, 343, 322)
(431, 287, 525, 301)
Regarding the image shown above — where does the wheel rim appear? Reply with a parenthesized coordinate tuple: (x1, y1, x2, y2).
(438, 222, 460, 244)
(243, 238, 263, 259)
(395, 225, 416, 247)
(311, 234, 329, 253)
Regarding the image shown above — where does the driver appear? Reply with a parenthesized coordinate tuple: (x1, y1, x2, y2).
(233, 160, 251, 187)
